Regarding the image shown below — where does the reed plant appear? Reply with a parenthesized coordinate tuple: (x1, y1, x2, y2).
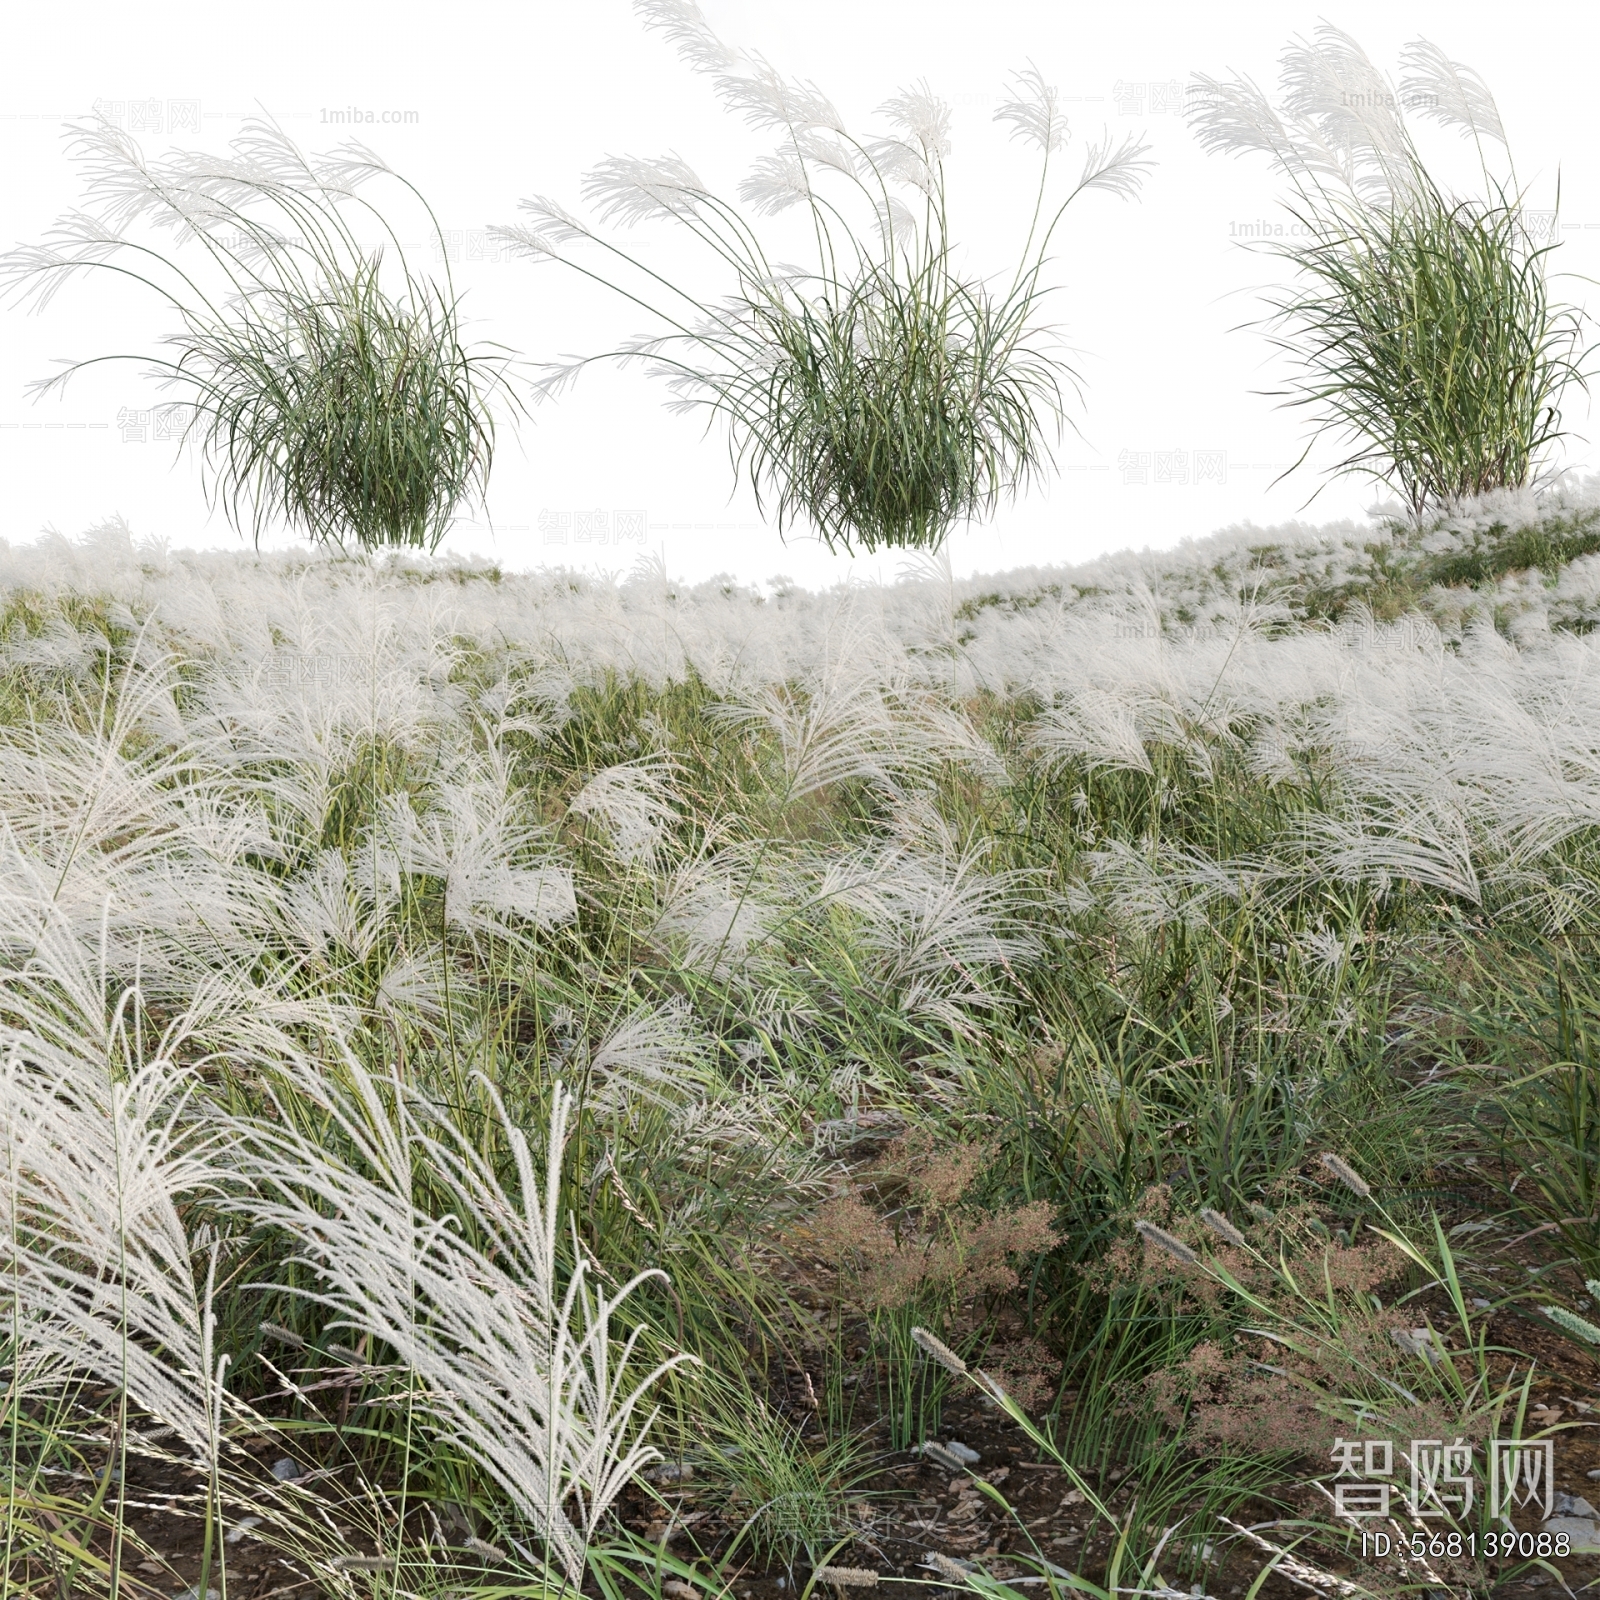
(2, 117, 512, 553)
(1189, 28, 1590, 518)
(493, 2, 1150, 553)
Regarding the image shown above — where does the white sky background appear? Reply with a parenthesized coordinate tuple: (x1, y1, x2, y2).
(2, 0, 1597, 590)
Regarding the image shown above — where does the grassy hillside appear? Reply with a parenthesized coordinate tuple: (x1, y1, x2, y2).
(4, 494, 1600, 1599)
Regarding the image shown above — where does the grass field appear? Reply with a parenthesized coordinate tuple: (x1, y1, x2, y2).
(4, 487, 1600, 1598)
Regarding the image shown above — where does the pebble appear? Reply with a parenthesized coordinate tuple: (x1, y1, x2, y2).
(1588, 1468, 1600, 1480)
(943, 1440, 981, 1465)
(171, 1588, 220, 1600)
(270, 1457, 302, 1481)
(225, 1515, 263, 1544)
(1390, 1327, 1442, 1364)
(1543, 1516, 1600, 1554)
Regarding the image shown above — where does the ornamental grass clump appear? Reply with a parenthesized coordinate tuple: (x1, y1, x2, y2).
(494, 0, 1150, 553)
(2, 117, 512, 553)
(1188, 27, 1590, 519)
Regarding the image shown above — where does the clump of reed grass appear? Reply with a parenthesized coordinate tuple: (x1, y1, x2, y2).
(690, 1376, 871, 1570)
(1188, 27, 1590, 518)
(494, 3, 1150, 553)
(2, 116, 513, 553)
(234, 1070, 694, 1583)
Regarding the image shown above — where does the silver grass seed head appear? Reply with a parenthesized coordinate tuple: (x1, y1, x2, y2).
(994, 66, 1067, 155)
(1318, 1151, 1372, 1198)
(1077, 131, 1155, 202)
(815, 1568, 881, 1588)
(878, 83, 952, 157)
(1200, 1207, 1249, 1248)
(582, 153, 705, 228)
(1135, 1219, 1200, 1265)
(1397, 37, 1505, 145)
(911, 1326, 968, 1375)
(738, 150, 810, 216)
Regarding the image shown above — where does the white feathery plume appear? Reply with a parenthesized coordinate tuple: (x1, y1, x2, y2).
(0, 966, 223, 1457)
(1185, 72, 1296, 167)
(1033, 686, 1156, 774)
(633, 0, 740, 76)
(567, 756, 679, 864)
(872, 194, 921, 245)
(306, 135, 396, 190)
(0, 210, 130, 315)
(1076, 130, 1157, 201)
(633, 0, 843, 135)
(833, 841, 1040, 1025)
(234, 1070, 695, 1581)
(796, 130, 861, 181)
(581, 154, 707, 227)
(372, 949, 449, 1024)
(1278, 23, 1413, 205)
(489, 221, 567, 261)
(386, 775, 577, 936)
(508, 196, 593, 247)
(274, 847, 393, 966)
(584, 999, 713, 1114)
(651, 844, 778, 979)
(994, 66, 1069, 155)
(863, 137, 943, 199)
(1398, 38, 1505, 147)
(716, 60, 846, 137)
(714, 670, 907, 800)
(738, 148, 812, 215)
(878, 83, 953, 158)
